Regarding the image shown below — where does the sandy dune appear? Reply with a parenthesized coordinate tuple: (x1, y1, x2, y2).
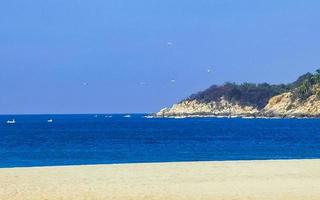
(1, 159, 320, 200)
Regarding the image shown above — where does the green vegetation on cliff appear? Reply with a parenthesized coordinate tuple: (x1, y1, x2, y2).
(295, 70, 320, 100)
(188, 70, 320, 109)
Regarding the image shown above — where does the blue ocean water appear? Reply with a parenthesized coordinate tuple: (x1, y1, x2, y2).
(0, 114, 320, 168)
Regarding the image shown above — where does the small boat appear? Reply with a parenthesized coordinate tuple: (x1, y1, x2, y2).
(173, 116, 186, 119)
(47, 119, 53, 123)
(123, 115, 131, 118)
(6, 119, 16, 124)
(242, 116, 255, 119)
(143, 115, 154, 119)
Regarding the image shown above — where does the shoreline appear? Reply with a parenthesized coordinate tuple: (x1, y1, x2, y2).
(1, 159, 320, 200)
(2, 158, 320, 169)
(150, 115, 320, 119)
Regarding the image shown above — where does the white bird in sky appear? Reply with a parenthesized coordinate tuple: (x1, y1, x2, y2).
(171, 79, 176, 83)
(83, 82, 88, 86)
(207, 69, 211, 73)
(167, 41, 173, 46)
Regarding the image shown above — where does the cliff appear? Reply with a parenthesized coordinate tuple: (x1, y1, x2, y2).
(156, 70, 320, 118)
(263, 93, 320, 117)
(157, 99, 259, 117)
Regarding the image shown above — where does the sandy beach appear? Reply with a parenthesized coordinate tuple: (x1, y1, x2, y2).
(0, 159, 320, 200)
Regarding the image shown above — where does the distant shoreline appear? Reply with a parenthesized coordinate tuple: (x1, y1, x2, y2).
(150, 113, 320, 119)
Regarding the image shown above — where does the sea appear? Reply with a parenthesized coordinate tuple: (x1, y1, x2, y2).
(0, 114, 320, 168)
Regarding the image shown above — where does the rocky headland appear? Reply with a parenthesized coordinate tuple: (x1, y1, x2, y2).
(156, 70, 320, 118)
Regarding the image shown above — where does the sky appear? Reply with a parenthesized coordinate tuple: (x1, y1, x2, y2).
(1, 0, 320, 114)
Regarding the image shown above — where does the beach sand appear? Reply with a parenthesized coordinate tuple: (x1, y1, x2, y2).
(1, 159, 320, 200)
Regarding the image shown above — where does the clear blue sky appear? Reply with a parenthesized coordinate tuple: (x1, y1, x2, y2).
(1, 0, 320, 114)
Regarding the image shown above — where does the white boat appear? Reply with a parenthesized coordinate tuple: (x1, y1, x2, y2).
(6, 119, 16, 124)
(123, 115, 131, 118)
(173, 116, 186, 119)
(242, 116, 255, 119)
(47, 119, 53, 123)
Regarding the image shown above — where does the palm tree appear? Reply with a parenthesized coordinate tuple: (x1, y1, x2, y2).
(314, 69, 320, 83)
(298, 79, 312, 99)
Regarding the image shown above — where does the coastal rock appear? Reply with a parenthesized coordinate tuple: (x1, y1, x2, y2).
(264, 92, 320, 117)
(156, 98, 259, 117)
(263, 92, 296, 114)
(156, 70, 320, 118)
(157, 94, 320, 118)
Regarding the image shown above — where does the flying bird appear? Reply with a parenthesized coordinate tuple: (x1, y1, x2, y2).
(167, 42, 173, 46)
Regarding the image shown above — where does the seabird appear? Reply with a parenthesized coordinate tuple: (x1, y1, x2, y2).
(167, 42, 173, 46)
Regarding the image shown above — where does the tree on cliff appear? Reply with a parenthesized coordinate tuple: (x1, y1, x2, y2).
(296, 69, 320, 100)
(188, 69, 320, 108)
(188, 82, 288, 109)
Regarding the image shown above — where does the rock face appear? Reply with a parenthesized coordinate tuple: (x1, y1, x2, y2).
(156, 98, 259, 117)
(263, 92, 320, 117)
(156, 94, 320, 118)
